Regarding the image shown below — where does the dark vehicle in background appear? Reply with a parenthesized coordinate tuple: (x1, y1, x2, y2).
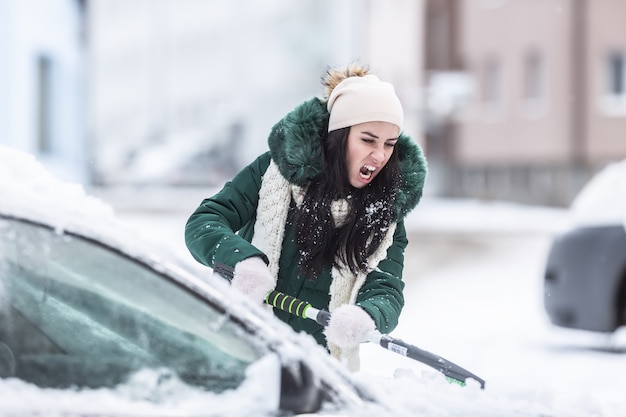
(544, 160, 626, 333)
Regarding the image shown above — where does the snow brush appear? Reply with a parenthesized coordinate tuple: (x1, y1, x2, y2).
(265, 290, 486, 389)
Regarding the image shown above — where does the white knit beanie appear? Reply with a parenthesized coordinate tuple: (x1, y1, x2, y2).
(326, 74, 404, 132)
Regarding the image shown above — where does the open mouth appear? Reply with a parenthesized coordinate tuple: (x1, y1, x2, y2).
(359, 165, 376, 180)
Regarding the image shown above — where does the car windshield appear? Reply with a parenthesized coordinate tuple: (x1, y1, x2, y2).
(0, 216, 266, 392)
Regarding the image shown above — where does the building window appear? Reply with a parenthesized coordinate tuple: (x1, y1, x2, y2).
(482, 57, 504, 120)
(36, 55, 53, 154)
(483, 59, 499, 102)
(600, 51, 626, 116)
(608, 52, 625, 97)
(522, 50, 548, 118)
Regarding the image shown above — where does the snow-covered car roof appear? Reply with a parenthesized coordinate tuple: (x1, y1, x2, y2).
(570, 159, 626, 228)
(569, 158, 626, 230)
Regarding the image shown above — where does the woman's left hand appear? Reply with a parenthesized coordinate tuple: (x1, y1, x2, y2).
(324, 304, 376, 349)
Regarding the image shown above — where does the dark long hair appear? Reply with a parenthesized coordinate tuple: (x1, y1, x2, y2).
(294, 127, 401, 279)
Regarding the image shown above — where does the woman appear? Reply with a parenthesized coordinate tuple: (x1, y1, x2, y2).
(185, 64, 427, 371)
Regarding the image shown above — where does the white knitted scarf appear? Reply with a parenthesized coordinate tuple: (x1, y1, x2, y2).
(251, 161, 396, 371)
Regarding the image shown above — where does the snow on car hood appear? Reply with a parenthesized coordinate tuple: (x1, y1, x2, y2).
(0, 355, 283, 417)
(0, 145, 198, 272)
(1, 145, 119, 236)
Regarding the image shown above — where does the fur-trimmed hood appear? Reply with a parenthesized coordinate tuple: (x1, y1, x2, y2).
(267, 97, 428, 220)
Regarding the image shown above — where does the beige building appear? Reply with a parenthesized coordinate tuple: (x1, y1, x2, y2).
(424, 0, 626, 206)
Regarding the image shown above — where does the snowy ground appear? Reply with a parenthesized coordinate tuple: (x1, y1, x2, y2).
(96, 187, 625, 417)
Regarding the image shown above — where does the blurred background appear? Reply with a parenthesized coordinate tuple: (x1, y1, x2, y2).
(2, 0, 626, 207)
(3, 3, 626, 405)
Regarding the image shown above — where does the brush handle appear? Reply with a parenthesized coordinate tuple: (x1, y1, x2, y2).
(265, 290, 330, 326)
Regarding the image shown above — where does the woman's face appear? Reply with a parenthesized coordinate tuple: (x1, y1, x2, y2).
(345, 121, 399, 188)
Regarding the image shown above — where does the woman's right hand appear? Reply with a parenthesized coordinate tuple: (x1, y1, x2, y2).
(231, 257, 275, 304)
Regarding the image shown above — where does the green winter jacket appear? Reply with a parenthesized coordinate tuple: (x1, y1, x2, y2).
(185, 97, 427, 347)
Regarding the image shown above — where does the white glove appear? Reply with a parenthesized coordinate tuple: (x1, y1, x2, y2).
(324, 304, 376, 349)
(231, 257, 275, 304)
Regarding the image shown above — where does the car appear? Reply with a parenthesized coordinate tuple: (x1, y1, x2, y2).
(0, 145, 546, 417)
(544, 159, 626, 333)
(0, 145, 386, 416)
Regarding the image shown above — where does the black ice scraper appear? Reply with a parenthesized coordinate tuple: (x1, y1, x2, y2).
(265, 290, 486, 389)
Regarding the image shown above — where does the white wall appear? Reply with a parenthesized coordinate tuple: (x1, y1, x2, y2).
(365, 0, 425, 144)
(0, 0, 86, 183)
(87, 0, 425, 186)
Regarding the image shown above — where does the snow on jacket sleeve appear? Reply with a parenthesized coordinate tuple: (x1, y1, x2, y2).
(185, 152, 272, 272)
(355, 220, 408, 334)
